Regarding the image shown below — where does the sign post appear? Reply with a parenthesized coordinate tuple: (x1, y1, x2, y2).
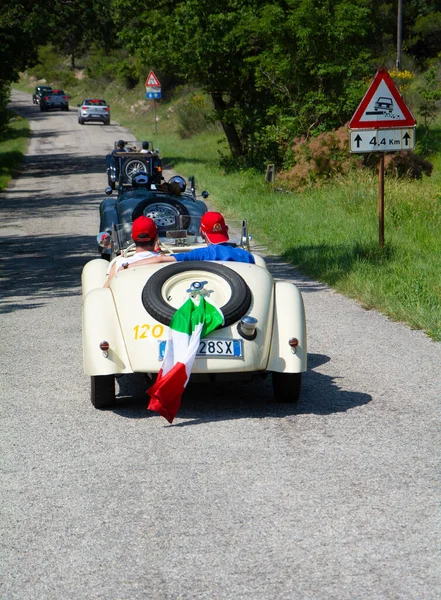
(145, 70, 162, 133)
(349, 68, 416, 248)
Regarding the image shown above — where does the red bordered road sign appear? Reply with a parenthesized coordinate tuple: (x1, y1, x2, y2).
(350, 69, 415, 129)
(145, 71, 161, 87)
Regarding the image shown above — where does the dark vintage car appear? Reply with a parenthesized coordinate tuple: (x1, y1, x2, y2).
(32, 85, 52, 105)
(105, 140, 163, 190)
(98, 174, 209, 260)
(40, 89, 69, 112)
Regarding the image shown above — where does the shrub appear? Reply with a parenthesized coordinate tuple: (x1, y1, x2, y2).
(278, 125, 362, 190)
(175, 92, 216, 139)
(278, 124, 433, 190)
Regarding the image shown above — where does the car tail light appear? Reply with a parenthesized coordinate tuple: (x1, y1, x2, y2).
(105, 107, 110, 111)
(45, 96, 50, 100)
(155, 166, 162, 172)
(63, 96, 68, 100)
(83, 106, 89, 109)
(100, 341, 110, 357)
(288, 338, 299, 353)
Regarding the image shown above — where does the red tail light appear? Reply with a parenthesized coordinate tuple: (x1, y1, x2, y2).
(63, 96, 68, 100)
(105, 107, 110, 111)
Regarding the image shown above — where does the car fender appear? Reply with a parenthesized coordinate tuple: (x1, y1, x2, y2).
(83, 287, 132, 376)
(266, 281, 307, 373)
(82, 259, 109, 299)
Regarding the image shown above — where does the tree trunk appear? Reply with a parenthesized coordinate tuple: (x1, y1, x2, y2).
(210, 92, 243, 159)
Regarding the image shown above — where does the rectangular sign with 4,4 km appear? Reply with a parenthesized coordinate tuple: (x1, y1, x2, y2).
(350, 128, 416, 153)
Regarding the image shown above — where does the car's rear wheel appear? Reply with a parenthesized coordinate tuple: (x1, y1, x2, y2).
(131, 198, 190, 230)
(91, 375, 115, 409)
(272, 372, 302, 403)
(78, 117, 84, 124)
(104, 118, 110, 125)
(142, 261, 252, 327)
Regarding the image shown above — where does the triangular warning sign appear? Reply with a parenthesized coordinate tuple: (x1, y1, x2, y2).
(350, 69, 415, 129)
(145, 70, 160, 87)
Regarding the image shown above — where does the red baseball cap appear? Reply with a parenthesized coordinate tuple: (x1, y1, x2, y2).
(132, 216, 157, 242)
(200, 212, 229, 244)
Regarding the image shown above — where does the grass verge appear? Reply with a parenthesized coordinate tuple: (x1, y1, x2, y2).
(0, 112, 30, 192)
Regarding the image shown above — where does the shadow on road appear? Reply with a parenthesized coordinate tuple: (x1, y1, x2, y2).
(0, 234, 98, 311)
(109, 353, 371, 423)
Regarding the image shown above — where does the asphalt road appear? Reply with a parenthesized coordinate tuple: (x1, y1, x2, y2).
(1, 90, 440, 600)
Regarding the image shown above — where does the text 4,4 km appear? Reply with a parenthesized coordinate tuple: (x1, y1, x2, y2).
(350, 127, 415, 153)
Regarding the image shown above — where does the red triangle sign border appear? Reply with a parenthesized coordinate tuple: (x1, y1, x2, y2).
(350, 68, 415, 129)
(145, 70, 161, 87)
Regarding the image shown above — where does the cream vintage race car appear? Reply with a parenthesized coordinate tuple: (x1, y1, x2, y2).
(82, 219, 307, 410)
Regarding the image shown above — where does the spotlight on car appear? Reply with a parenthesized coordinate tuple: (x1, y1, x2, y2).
(99, 341, 110, 357)
(238, 316, 258, 340)
(288, 338, 299, 353)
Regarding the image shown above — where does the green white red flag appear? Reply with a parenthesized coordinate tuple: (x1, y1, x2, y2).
(147, 296, 224, 423)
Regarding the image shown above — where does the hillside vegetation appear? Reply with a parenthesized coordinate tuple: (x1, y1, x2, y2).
(3, 1, 441, 340)
(11, 73, 441, 342)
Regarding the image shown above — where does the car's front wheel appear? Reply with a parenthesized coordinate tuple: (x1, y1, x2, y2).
(272, 372, 302, 403)
(91, 375, 115, 409)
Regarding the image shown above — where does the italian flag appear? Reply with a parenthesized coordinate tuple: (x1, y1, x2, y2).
(147, 296, 224, 423)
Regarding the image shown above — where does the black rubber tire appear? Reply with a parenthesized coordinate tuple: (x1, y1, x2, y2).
(104, 119, 110, 125)
(78, 117, 84, 125)
(91, 375, 115, 409)
(142, 261, 251, 327)
(272, 372, 302, 403)
(131, 198, 190, 230)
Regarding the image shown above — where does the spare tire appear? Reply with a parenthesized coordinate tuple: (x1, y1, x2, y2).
(142, 261, 251, 327)
(132, 198, 190, 230)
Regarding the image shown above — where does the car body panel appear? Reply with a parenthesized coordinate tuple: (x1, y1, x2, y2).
(82, 287, 132, 376)
(267, 281, 307, 373)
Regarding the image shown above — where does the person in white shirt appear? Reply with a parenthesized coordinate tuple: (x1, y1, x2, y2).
(140, 141, 151, 154)
(104, 216, 159, 287)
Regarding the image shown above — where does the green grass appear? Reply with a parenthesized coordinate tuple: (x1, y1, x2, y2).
(0, 112, 30, 191)
(12, 79, 441, 341)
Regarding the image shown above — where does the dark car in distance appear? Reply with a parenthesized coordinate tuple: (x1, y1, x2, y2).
(40, 89, 69, 112)
(32, 86, 52, 105)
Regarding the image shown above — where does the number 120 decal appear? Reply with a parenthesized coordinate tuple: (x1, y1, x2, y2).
(133, 324, 164, 340)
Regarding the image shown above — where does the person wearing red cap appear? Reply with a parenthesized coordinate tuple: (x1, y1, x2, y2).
(121, 211, 254, 270)
(104, 216, 159, 287)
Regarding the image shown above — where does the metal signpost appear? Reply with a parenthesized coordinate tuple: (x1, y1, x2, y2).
(145, 71, 162, 133)
(349, 68, 416, 247)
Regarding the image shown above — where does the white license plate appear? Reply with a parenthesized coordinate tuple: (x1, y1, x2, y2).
(158, 339, 242, 360)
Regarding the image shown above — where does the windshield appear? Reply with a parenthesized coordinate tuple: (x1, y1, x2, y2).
(112, 217, 249, 255)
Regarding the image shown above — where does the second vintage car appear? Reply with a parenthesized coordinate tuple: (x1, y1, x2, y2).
(98, 173, 209, 260)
